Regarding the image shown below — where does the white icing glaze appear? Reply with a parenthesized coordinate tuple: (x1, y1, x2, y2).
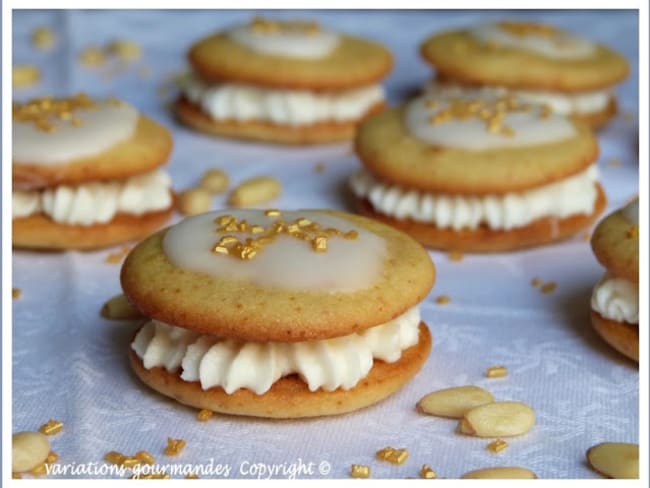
(404, 93, 576, 150)
(131, 306, 420, 394)
(470, 22, 597, 60)
(591, 273, 638, 324)
(227, 22, 339, 59)
(182, 76, 384, 126)
(350, 166, 599, 231)
(12, 170, 171, 225)
(13, 101, 139, 165)
(425, 80, 611, 116)
(621, 198, 639, 224)
(162, 210, 387, 293)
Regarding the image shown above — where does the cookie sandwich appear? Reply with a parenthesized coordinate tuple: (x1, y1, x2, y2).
(420, 21, 629, 128)
(176, 17, 392, 144)
(351, 90, 606, 252)
(122, 209, 434, 418)
(590, 198, 639, 362)
(13, 94, 174, 250)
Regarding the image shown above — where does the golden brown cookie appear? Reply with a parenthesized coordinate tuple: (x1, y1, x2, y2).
(122, 208, 435, 418)
(129, 323, 431, 419)
(591, 311, 638, 362)
(420, 23, 629, 92)
(189, 32, 392, 91)
(122, 210, 434, 342)
(356, 184, 606, 253)
(350, 91, 604, 252)
(175, 96, 385, 145)
(177, 17, 392, 145)
(12, 94, 174, 250)
(13, 204, 174, 251)
(355, 107, 598, 195)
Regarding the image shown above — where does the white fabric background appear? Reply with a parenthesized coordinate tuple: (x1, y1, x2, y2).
(12, 9, 639, 479)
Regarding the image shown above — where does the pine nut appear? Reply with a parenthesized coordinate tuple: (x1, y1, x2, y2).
(12, 432, 50, 472)
(459, 401, 535, 437)
(199, 169, 229, 194)
(177, 188, 212, 216)
(101, 294, 143, 320)
(587, 442, 638, 479)
(417, 386, 494, 419)
(228, 177, 281, 207)
(461, 467, 537, 479)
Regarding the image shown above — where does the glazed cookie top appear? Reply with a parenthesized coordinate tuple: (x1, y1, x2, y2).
(121, 209, 435, 342)
(188, 17, 393, 90)
(13, 94, 172, 190)
(420, 21, 629, 92)
(355, 93, 598, 195)
(592, 198, 639, 283)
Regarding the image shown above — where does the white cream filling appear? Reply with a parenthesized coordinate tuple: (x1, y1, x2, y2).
(591, 273, 638, 324)
(131, 306, 421, 395)
(182, 75, 384, 126)
(425, 80, 612, 116)
(350, 166, 598, 231)
(12, 169, 172, 226)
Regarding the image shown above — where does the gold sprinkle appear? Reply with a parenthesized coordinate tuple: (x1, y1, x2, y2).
(487, 439, 509, 453)
(212, 246, 229, 254)
(46, 451, 59, 464)
(297, 218, 312, 227)
(541, 281, 557, 294)
(12, 65, 41, 88)
(164, 437, 186, 456)
(376, 446, 409, 464)
(250, 225, 265, 234)
(104, 451, 126, 465)
(350, 464, 371, 478)
(32, 26, 55, 50)
(108, 39, 142, 61)
(498, 21, 558, 38)
(420, 464, 437, 479)
(264, 209, 281, 217)
(448, 250, 464, 262)
(343, 230, 359, 240)
(531, 277, 542, 287)
(79, 45, 106, 66)
(30, 463, 47, 477)
(185, 473, 200, 479)
(131, 472, 170, 480)
(435, 295, 451, 305)
(218, 236, 238, 246)
(39, 419, 64, 435)
(215, 215, 234, 226)
(486, 365, 508, 378)
(12, 288, 22, 299)
(312, 236, 328, 252)
(135, 450, 155, 465)
(197, 409, 214, 421)
(121, 456, 141, 468)
(13, 93, 98, 131)
(626, 225, 639, 240)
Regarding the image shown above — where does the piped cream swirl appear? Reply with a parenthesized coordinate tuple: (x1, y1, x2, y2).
(12, 170, 172, 225)
(131, 306, 421, 395)
(350, 166, 598, 231)
(591, 273, 638, 324)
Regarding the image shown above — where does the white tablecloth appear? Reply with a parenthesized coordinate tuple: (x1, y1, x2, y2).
(12, 9, 639, 479)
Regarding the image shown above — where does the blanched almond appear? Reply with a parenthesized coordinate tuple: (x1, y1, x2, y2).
(461, 467, 537, 479)
(587, 442, 638, 479)
(459, 401, 535, 437)
(417, 386, 494, 419)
